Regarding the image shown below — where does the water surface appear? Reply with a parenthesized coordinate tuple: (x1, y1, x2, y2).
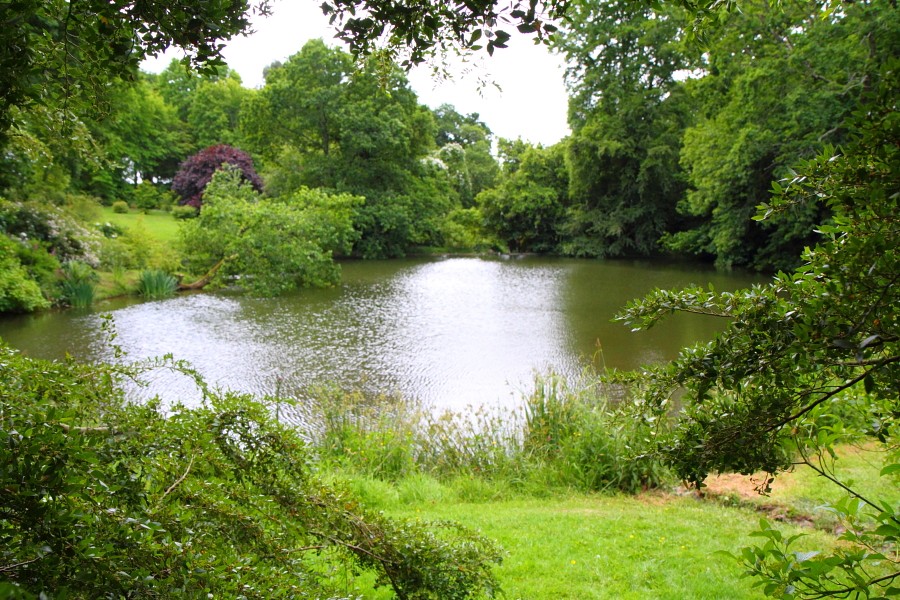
(0, 257, 763, 410)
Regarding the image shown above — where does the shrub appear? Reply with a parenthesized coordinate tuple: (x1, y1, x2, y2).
(0, 199, 90, 262)
(136, 269, 177, 299)
(170, 204, 198, 219)
(172, 144, 263, 208)
(96, 221, 124, 238)
(131, 181, 166, 211)
(0, 237, 49, 313)
(0, 344, 504, 599)
(111, 200, 129, 213)
(179, 168, 360, 295)
(58, 260, 98, 308)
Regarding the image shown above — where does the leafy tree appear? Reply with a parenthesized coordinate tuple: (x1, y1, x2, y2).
(618, 65, 899, 599)
(87, 77, 190, 195)
(433, 104, 491, 147)
(667, 0, 894, 271)
(179, 166, 361, 295)
(172, 144, 263, 208)
(0, 0, 267, 145)
(555, 0, 693, 258)
(477, 142, 567, 252)
(186, 72, 253, 151)
(0, 341, 504, 598)
(432, 105, 499, 207)
(244, 40, 448, 257)
(242, 40, 354, 165)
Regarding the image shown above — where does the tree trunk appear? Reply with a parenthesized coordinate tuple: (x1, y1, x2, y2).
(177, 254, 236, 290)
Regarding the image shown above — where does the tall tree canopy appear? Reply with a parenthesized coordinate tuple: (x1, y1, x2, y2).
(243, 39, 449, 257)
(667, 0, 897, 270)
(554, 0, 694, 258)
(0, 0, 268, 144)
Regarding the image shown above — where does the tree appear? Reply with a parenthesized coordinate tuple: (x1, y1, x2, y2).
(172, 144, 263, 208)
(186, 72, 253, 151)
(432, 105, 499, 207)
(0, 0, 268, 145)
(617, 64, 899, 598)
(179, 167, 361, 295)
(0, 341, 504, 598)
(477, 142, 567, 252)
(555, 0, 694, 258)
(243, 40, 449, 257)
(89, 77, 190, 192)
(666, 0, 891, 271)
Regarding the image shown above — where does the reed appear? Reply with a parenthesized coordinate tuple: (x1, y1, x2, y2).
(137, 269, 177, 299)
(59, 260, 97, 308)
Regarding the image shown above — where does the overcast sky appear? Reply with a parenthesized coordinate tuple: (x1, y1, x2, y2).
(141, 0, 571, 146)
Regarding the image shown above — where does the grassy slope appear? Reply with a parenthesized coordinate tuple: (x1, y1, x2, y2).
(98, 206, 180, 244)
(338, 478, 837, 599)
(335, 445, 895, 599)
(396, 494, 780, 599)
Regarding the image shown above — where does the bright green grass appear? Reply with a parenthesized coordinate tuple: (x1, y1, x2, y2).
(724, 444, 900, 531)
(99, 206, 180, 244)
(769, 444, 898, 507)
(343, 475, 834, 600)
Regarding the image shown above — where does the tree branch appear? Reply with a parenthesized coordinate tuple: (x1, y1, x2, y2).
(59, 423, 112, 434)
(767, 357, 900, 432)
(156, 454, 195, 506)
(0, 556, 42, 573)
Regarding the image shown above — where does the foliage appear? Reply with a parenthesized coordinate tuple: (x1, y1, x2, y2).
(555, 0, 692, 258)
(171, 204, 198, 219)
(318, 0, 565, 68)
(440, 207, 495, 251)
(0, 0, 266, 145)
(185, 70, 253, 151)
(58, 260, 99, 308)
(0, 237, 50, 313)
(478, 142, 567, 253)
(136, 270, 178, 299)
(432, 105, 499, 207)
(131, 182, 173, 212)
(179, 166, 361, 295)
(87, 77, 190, 193)
(0, 342, 504, 599)
(243, 40, 449, 257)
(111, 200, 129, 214)
(0, 199, 93, 263)
(171, 144, 263, 208)
(617, 64, 899, 597)
(667, 0, 897, 271)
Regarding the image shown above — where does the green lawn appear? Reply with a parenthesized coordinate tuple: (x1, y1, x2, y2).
(98, 206, 181, 244)
(326, 473, 838, 600)
(330, 444, 895, 599)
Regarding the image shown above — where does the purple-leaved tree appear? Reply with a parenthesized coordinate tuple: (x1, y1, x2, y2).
(172, 145, 264, 208)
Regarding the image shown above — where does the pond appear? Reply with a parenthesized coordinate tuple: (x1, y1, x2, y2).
(0, 256, 764, 411)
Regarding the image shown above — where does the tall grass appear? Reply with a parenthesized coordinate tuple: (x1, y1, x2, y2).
(59, 260, 97, 308)
(137, 269, 177, 299)
(297, 370, 671, 493)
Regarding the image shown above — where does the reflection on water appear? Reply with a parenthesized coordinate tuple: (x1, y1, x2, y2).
(0, 257, 763, 410)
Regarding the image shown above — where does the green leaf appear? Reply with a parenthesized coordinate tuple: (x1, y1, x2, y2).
(880, 463, 900, 477)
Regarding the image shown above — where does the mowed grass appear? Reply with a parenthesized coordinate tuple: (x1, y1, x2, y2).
(331, 443, 893, 599)
(99, 206, 181, 244)
(705, 443, 899, 529)
(341, 477, 834, 600)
